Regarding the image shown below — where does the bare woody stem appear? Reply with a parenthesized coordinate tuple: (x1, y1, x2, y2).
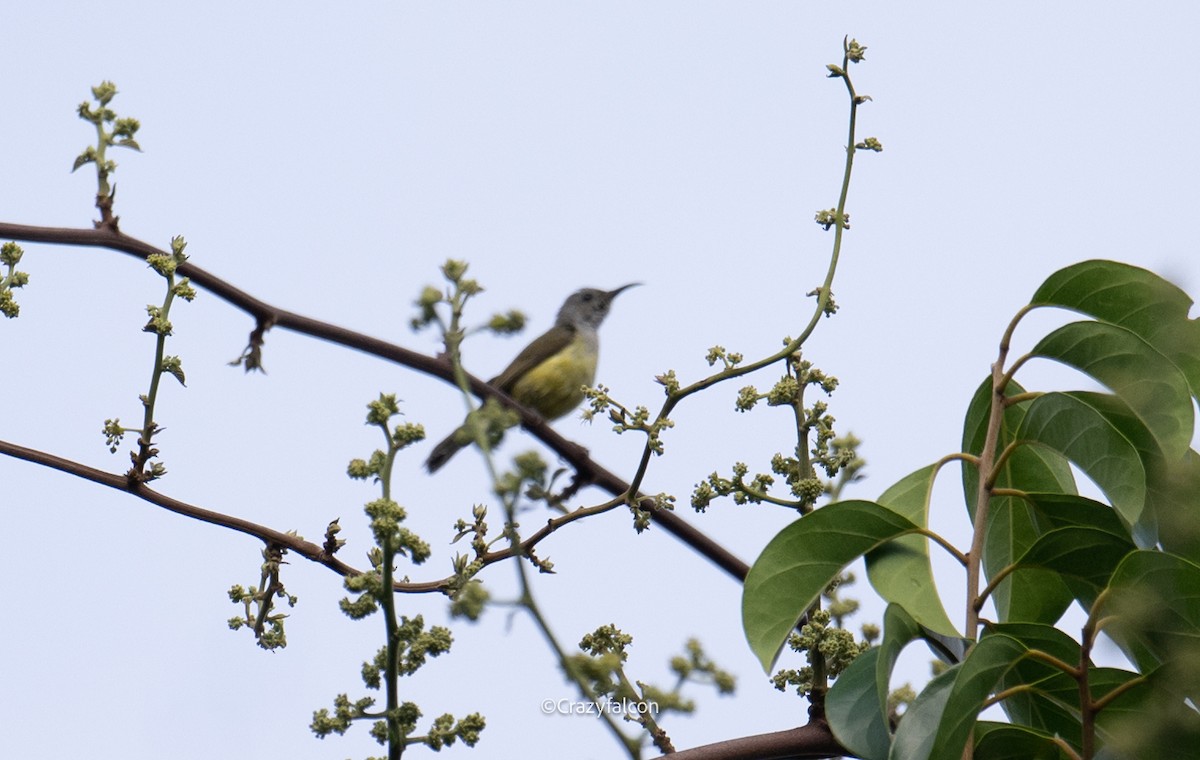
(0, 221, 750, 585)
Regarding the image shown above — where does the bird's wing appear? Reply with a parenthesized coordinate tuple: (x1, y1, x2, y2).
(490, 324, 576, 391)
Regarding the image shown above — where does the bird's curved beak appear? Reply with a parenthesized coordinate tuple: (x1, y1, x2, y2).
(605, 282, 642, 301)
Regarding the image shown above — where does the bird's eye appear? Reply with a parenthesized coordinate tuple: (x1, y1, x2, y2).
(581, 292, 594, 302)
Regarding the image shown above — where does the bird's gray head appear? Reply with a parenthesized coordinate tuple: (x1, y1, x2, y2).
(555, 283, 639, 330)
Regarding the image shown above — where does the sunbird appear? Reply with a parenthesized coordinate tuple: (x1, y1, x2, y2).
(425, 284, 638, 473)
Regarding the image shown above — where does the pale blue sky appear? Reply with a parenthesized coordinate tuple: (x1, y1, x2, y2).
(3, 3, 1199, 759)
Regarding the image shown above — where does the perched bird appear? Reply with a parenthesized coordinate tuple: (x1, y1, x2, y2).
(425, 284, 638, 473)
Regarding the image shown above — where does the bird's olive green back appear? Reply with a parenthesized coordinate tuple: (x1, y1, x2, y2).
(490, 323, 577, 392)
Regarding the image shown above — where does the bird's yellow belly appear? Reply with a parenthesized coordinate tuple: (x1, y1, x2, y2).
(510, 340, 598, 419)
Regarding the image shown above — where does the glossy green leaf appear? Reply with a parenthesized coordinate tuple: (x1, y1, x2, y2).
(1073, 378, 1200, 557)
(877, 604, 927, 698)
(1153, 449, 1200, 563)
(827, 647, 891, 760)
(890, 634, 1026, 760)
(984, 496, 1074, 624)
(1060, 391, 1169, 546)
(974, 722, 1074, 760)
(984, 632, 1148, 756)
(1018, 492, 1137, 609)
(1094, 664, 1200, 757)
(868, 465, 960, 637)
(889, 664, 956, 760)
(1017, 392, 1146, 528)
(1010, 526, 1135, 594)
(743, 500, 920, 671)
(962, 379, 1075, 622)
(962, 378, 1076, 517)
(1053, 390, 1199, 550)
(830, 605, 979, 758)
(1102, 550, 1200, 692)
(1031, 259, 1200, 400)
(829, 604, 935, 759)
(1031, 320, 1193, 461)
(988, 622, 1086, 744)
(1025, 492, 1129, 535)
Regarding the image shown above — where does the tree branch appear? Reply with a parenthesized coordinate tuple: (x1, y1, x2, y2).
(0, 221, 750, 582)
(668, 721, 846, 760)
(0, 437, 369, 581)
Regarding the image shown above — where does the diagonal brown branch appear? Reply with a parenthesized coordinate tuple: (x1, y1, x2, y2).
(0, 437, 367, 580)
(0, 221, 750, 582)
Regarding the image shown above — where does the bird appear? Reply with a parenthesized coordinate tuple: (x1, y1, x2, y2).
(425, 283, 638, 473)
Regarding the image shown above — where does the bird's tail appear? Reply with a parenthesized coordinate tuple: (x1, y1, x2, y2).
(425, 428, 468, 473)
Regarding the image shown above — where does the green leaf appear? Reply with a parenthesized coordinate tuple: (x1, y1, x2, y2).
(877, 605, 927, 699)
(1017, 392, 1146, 529)
(988, 622, 1086, 745)
(1028, 262, 1200, 548)
(1059, 391, 1175, 548)
(962, 378, 1076, 517)
(1093, 664, 1200, 758)
(1023, 492, 1151, 610)
(890, 633, 1027, 760)
(1102, 550, 1200, 693)
(1010, 526, 1135, 596)
(1022, 493, 1141, 608)
(1025, 492, 1129, 535)
(1153, 450, 1200, 563)
(868, 465, 960, 637)
(1031, 260, 1192, 335)
(962, 379, 1075, 622)
(984, 626, 1155, 755)
(829, 604, 949, 760)
(827, 647, 891, 760)
(984, 495, 1074, 624)
(1030, 321, 1193, 460)
(743, 500, 919, 671)
(1031, 259, 1200, 401)
(974, 722, 1074, 760)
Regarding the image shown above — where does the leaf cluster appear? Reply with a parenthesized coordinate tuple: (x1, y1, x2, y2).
(744, 260, 1200, 759)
